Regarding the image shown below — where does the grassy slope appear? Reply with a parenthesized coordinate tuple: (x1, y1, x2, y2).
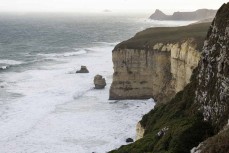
(109, 70, 214, 153)
(114, 22, 210, 51)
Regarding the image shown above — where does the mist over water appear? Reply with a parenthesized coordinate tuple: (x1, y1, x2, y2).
(0, 13, 193, 153)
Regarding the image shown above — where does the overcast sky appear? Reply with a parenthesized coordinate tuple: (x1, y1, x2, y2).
(0, 0, 228, 13)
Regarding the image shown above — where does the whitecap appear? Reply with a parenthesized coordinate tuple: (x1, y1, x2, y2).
(0, 65, 8, 70)
(93, 42, 119, 46)
(0, 60, 24, 71)
(38, 49, 87, 58)
(0, 59, 24, 65)
(63, 50, 87, 57)
(144, 19, 196, 27)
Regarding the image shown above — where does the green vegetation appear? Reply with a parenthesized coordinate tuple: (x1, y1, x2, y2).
(114, 22, 210, 51)
(109, 70, 214, 153)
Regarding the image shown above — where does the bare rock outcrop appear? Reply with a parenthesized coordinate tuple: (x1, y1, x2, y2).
(94, 75, 106, 89)
(76, 66, 89, 73)
(136, 122, 145, 140)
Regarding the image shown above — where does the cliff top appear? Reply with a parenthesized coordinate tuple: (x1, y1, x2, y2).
(114, 22, 211, 51)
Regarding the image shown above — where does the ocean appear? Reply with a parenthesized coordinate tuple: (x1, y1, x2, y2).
(0, 13, 193, 153)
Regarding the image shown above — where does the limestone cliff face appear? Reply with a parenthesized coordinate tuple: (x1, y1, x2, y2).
(110, 39, 201, 103)
(170, 40, 201, 92)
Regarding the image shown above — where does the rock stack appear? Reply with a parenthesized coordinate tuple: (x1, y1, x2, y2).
(94, 75, 106, 89)
(76, 66, 89, 73)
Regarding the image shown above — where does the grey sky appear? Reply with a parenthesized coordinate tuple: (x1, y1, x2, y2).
(0, 0, 228, 13)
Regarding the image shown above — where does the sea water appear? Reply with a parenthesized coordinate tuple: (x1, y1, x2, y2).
(0, 13, 194, 153)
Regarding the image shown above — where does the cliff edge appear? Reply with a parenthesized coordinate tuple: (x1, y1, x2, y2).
(110, 3, 229, 153)
(110, 23, 210, 103)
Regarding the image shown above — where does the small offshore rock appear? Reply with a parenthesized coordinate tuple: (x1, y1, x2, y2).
(94, 75, 106, 89)
(76, 66, 89, 73)
(126, 138, 134, 143)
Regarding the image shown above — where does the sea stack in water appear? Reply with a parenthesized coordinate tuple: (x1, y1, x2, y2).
(76, 66, 89, 73)
(94, 75, 106, 89)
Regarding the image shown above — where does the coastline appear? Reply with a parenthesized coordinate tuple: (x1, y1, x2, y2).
(0, 43, 155, 153)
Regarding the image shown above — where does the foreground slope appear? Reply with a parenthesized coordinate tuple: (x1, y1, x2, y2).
(110, 2, 229, 153)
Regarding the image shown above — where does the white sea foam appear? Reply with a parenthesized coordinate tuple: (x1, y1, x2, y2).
(93, 42, 120, 46)
(144, 19, 196, 27)
(0, 59, 23, 65)
(0, 60, 24, 71)
(0, 65, 8, 70)
(0, 43, 155, 153)
(38, 49, 87, 58)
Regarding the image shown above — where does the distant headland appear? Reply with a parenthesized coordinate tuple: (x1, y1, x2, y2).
(149, 9, 217, 21)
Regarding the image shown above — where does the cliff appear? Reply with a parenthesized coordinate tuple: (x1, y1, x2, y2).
(109, 3, 229, 153)
(150, 9, 217, 21)
(110, 23, 210, 103)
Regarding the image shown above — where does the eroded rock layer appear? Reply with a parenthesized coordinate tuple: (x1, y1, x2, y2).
(110, 23, 210, 103)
